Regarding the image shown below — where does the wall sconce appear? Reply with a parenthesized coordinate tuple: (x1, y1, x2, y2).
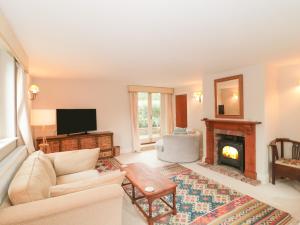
(193, 91, 203, 103)
(29, 84, 40, 100)
(232, 93, 239, 101)
(296, 80, 300, 92)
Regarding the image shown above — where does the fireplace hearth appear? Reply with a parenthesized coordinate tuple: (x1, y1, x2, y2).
(217, 134, 245, 172)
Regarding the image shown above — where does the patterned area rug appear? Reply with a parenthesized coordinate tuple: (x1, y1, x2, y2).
(96, 160, 297, 224)
(96, 158, 121, 172)
(198, 162, 261, 186)
(191, 195, 297, 225)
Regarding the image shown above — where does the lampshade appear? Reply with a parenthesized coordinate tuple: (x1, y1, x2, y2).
(31, 109, 56, 126)
(29, 84, 40, 94)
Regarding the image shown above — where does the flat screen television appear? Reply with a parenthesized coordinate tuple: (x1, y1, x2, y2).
(56, 109, 97, 135)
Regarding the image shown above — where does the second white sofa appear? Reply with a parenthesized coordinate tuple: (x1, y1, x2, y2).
(0, 148, 125, 225)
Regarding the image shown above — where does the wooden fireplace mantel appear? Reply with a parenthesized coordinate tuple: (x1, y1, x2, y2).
(202, 118, 261, 125)
(202, 118, 261, 180)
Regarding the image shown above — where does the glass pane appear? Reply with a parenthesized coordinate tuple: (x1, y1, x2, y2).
(222, 146, 239, 160)
(216, 78, 240, 116)
(0, 50, 16, 139)
(138, 92, 149, 141)
(151, 93, 161, 139)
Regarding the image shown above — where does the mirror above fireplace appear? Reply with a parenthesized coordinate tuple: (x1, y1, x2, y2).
(214, 75, 244, 119)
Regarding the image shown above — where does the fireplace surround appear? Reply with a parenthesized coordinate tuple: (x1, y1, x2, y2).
(217, 134, 245, 172)
(202, 118, 261, 180)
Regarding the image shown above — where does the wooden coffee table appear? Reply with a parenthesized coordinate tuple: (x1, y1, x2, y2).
(121, 163, 177, 225)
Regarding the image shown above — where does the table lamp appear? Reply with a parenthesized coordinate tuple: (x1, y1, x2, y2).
(31, 109, 56, 146)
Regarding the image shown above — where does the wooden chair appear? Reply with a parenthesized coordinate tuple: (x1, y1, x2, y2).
(269, 138, 300, 184)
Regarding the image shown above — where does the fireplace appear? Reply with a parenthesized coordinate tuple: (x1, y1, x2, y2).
(203, 118, 261, 179)
(217, 134, 245, 172)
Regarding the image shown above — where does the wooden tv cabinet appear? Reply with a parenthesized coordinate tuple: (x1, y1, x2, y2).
(36, 131, 114, 159)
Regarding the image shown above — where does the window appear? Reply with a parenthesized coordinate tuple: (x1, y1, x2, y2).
(0, 49, 16, 140)
(137, 92, 161, 144)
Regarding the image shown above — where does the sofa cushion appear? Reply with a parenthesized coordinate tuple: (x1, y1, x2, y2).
(8, 152, 53, 205)
(57, 170, 101, 185)
(275, 158, 300, 169)
(30, 151, 56, 185)
(0, 196, 12, 209)
(49, 171, 126, 197)
(51, 148, 100, 176)
(173, 127, 187, 135)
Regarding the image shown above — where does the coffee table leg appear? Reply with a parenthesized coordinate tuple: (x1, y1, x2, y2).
(132, 184, 135, 204)
(172, 191, 177, 215)
(148, 199, 153, 225)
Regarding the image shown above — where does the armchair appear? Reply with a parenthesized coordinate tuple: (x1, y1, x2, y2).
(269, 138, 300, 184)
(156, 133, 201, 163)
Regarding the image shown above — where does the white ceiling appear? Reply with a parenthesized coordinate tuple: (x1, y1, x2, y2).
(1, 0, 300, 86)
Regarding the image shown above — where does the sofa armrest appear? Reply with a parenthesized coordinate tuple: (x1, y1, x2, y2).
(0, 184, 124, 225)
(46, 148, 100, 176)
(50, 171, 126, 197)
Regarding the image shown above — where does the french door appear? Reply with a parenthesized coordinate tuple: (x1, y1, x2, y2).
(137, 92, 161, 144)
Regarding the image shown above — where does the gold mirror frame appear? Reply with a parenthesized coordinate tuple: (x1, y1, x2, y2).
(214, 74, 244, 119)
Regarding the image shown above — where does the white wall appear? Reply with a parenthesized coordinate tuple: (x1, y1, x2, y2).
(264, 66, 280, 145)
(275, 64, 300, 140)
(31, 78, 133, 153)
(264, 63, 300, 142)
(202, 64, 269, 182)
(0, 11, 28, 69)
(174, 84, 203, 131)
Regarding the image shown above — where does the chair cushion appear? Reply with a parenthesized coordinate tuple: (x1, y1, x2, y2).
(8, 151, 54, 205)
(49, 171, 126, 197)
(57, 170, 101, 185)
(52, 148, 99, 176)
(275, 158, 300, 169)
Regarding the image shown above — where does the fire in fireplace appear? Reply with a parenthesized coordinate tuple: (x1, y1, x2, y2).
(217, 134, 245, 172)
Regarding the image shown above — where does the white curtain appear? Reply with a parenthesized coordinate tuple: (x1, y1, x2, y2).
(129, 92, 141, 152)
(160, 93, 174, 135)
(16, 64, 35, 154)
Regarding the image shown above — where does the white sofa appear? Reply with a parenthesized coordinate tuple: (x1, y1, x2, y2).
(0, 148, 125, 225)
(156, 133, 201, 163)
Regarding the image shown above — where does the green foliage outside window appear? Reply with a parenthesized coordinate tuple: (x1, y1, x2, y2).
(138, 93, 160, 128)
